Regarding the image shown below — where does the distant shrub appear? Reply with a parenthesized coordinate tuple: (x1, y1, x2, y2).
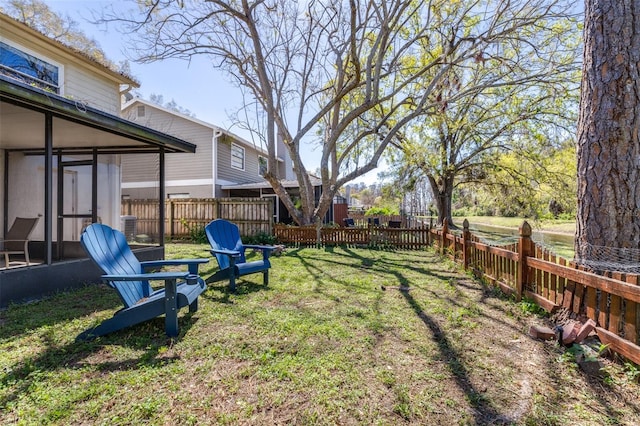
(365, 207, 393, 216)
(180, 219, 207, 244)
(243, 231, 277, 245)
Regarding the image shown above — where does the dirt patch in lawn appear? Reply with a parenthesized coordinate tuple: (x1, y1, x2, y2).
(372, 266, 640, 425)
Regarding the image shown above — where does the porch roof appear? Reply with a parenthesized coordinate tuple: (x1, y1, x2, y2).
(0, 75, 196, 154)
(221, 176, 322, 191)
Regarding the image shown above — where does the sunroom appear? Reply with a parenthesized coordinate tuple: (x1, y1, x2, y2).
(0, 76, 196, 308)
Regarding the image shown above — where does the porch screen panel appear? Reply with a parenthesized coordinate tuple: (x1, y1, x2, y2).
(120, 152, 161, 244)
(5, 152, 45, 242)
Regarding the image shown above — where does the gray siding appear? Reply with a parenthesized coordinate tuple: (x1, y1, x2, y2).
(217, 135, 266, 184)
(121, 102, 274, 199)
(121, 103, 214, 197)
(121, 153, 160, 184)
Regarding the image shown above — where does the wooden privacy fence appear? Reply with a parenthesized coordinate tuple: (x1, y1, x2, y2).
(121, 198, 273, 239)
(274, 224, 431, 249)
(432, 219, 640, 365)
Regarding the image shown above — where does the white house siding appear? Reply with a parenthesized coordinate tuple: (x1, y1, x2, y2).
(1, 17, 128, 114)
(63, 66, 122, 114)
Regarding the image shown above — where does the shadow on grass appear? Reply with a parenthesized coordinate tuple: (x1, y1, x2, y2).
(0, 311, 198, 413)
(400, 287, 503, 423)
(0, 284, 122, 339)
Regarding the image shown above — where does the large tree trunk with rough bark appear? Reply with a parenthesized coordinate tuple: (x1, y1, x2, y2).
(575, 0, 640, 261)
(428, 175, 455, 227)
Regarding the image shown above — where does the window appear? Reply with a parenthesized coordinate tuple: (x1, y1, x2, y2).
(258, 155, 268, 176)
(0, 41, 60, 93)
(230, 143, 245, 170)
(137, 105, 145, 117)
(168, 193, 190, 199)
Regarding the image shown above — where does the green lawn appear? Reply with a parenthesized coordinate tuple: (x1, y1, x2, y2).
(452, 216, 576, 234)
(1, 244, 638, 425)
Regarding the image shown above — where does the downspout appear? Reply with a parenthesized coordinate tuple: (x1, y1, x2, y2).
(159, 147, 165, 246)
(212, 127, 223, 198)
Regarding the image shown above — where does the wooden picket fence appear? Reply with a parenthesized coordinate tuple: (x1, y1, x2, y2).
(121, 198, 273, 239)
(345, 213, 423, 228)
(274, 224, 431, 249)
(432, 219, 640, 365)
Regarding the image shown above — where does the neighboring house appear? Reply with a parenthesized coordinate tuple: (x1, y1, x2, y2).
(120, 98, 348, 225)
(121, 97, 294, 199)
(121, 98, 302, 223)
(0, 13, 196, 307)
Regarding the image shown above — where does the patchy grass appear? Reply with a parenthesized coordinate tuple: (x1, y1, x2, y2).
(1, 245, 639, 425)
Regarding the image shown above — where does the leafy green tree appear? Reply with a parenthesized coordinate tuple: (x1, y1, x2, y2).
(467, 144, 577, 219)
(387, 6, 581, 226)
(102, 0, 579, 228)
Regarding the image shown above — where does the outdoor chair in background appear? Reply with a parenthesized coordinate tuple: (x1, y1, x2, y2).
(368, 217, 380, 226)
(77, 223, 208, 340)
(205, 219, 275, 292)
(388, 220, 402, 228)
(0, 217, 39, 268)
(343, 218, 355, 227)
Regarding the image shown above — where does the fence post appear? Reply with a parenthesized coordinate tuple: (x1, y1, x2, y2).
(516, 221, 533, 302)
(462, 219, 470, 270)
(441, 218, 448, 256)
(168, 199, 175, 239)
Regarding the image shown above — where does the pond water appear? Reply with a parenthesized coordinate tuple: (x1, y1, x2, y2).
(464, 222, 575, 260)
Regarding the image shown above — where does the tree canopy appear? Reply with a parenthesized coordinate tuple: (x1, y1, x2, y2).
(103, 0, 581, 226)
(386, 2, 581, 225)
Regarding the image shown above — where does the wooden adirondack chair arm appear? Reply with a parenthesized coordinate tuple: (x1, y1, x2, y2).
(244, 244, 276, 260)
(141, 258, 209, 274)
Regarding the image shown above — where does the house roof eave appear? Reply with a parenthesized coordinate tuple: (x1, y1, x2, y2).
(1, 75, 196, 153)
(122, 97, 281, 159)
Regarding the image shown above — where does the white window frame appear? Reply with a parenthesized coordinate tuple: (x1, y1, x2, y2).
(258, 155, 268, 176)
(0, 38, 64, 94)
(168, 193, 190, 199)
(230, 143, 245, 171)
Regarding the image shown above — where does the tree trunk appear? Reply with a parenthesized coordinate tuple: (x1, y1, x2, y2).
(428, 175, 454, 227)
(575, 0, 640, 261)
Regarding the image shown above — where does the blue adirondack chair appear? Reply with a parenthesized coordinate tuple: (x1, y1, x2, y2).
(205, 219, 275, 292)
(77, 223, 209, 340)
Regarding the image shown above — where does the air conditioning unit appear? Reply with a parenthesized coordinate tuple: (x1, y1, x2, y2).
(120, 215, 137, 241)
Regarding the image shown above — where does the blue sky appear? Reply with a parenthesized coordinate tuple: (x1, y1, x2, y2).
(40, 0, 380, 185)
(45, 1, 248, 135)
